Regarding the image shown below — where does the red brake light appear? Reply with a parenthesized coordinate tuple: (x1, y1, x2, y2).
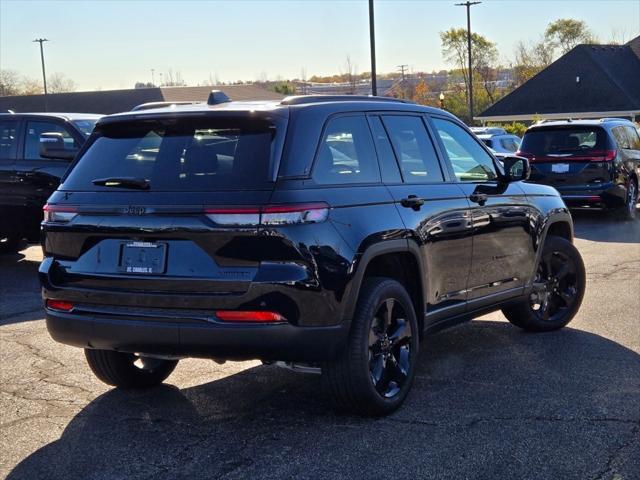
(46, 299, 74, 312)
(215, 310, 286, 323)
(204, 203, 329, 226)
(43, 204, 78, 223)
(603, 149, 617, 161)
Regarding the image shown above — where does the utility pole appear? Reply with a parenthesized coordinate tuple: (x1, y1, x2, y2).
(151, 68, 155, 86)
(397, 64, 408, 98)
(33, 38, 49, 111)
(368, 0, 377, 96)
(455, 1, 481, 124)
(397, 64, 408, 83)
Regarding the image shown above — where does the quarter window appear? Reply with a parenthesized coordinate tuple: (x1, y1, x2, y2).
(432, 118, 497, 182)
(25, 121, 78, 160)
(313, 115, 380, 185)
(381, 115, 444, 183)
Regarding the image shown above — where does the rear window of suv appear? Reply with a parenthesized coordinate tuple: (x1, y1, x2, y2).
(520, 127, 609, 156)
(62, 116, 280, 191)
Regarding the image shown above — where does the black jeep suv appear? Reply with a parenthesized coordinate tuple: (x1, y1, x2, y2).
(517, 119, 640, 220)
(40, 95, 585, 415)
(0, 112, 100, 252)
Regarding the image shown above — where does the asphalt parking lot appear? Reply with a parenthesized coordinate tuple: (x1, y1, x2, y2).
(1, 210, 639, 480)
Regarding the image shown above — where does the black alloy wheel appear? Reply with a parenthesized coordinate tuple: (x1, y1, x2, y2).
(368, 298, 413, 398)
(529, 249, 580, 322)
(322, 277, 419, 416)
(503, 235, 585, 332)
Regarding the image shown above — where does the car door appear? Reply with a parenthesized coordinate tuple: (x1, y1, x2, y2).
(370, 113, 473, 322)
(0, 117, 21, 236)
(429, 116, 536, 309)
(12, 118, 81, 239)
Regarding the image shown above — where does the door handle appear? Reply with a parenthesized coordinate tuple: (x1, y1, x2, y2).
(400, 195, 425, 211)
(469, 193, 488, 206)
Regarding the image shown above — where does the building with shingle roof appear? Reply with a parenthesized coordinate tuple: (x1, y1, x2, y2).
(0, 84, 284, 115)
(477, 35, 640, 122)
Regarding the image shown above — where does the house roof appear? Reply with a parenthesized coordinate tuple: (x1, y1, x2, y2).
(0, 84, 284, 115)
(478, 36, 640, 121)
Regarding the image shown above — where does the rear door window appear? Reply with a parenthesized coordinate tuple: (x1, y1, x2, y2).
(381, 115, 444, 183)
(312, 115, 380, 185)
(0, 120, 18, 160)
(62, 117, 280, 191)
(25, 121, 78, 160)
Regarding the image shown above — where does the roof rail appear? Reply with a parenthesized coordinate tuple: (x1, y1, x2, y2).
(0, 109, 15, 114)
(599, 117, 630, 123)
(280, 95, 412, 106)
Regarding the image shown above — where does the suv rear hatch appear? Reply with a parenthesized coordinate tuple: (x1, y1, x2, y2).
(518, 125, 616, 187)
(43, 112, 295, 297)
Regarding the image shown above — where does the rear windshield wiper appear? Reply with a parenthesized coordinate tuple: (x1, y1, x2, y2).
(92, 177, 150, 190)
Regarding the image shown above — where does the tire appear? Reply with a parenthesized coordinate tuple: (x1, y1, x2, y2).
(502, 235, 585, 332)
(322, 277, 420, 416)
(0, 235, 21, 255)
(84, 349, 178, 388)
(617, 179, 638, 221)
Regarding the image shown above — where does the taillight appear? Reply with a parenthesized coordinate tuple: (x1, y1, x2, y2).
(602, 150, 617, 162)
(43, 204, 78, 223)
(204, 203, 329, 226)
(515, 150, 534, 159)
(215, 310, 286, 323)
(46, 299, 74, 312)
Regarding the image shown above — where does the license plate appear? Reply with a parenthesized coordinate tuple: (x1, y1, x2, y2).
(552, 163, 570, 173)
(120, 241, 166, 274)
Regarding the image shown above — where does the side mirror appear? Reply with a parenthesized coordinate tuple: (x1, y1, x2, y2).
(501, 156, 530, 182)
(39, 132, 78, 160)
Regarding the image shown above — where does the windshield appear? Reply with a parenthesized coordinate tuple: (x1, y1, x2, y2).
(71, 119, 98, 137)
(520, 127, 609, 156)
(62, 116, 279, 191)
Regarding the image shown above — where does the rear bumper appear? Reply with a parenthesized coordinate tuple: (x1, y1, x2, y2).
(45, 308, 349, 362)
(555, 182, 626, 208)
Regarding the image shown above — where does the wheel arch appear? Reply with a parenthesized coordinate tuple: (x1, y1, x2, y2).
(341, 239, 426, 334)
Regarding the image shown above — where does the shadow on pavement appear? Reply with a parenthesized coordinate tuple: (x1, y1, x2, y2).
(7, 321, 640, 480)
(572, 208, 640, 243)
(0, 246, 43, 322)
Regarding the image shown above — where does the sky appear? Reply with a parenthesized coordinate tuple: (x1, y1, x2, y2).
(1, 0, 639, 92)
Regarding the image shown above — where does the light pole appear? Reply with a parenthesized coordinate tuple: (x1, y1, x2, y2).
(151, 68, 155, 86)
(33, 38, 49, 111)
(368, 0, 377, 96)
(455, 1, 481, 124)
(439, 92, 445, 110)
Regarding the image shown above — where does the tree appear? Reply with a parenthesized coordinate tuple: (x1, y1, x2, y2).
(440, 28, 499, 108)
(21, 77, 43, 95)
(412, 79, 432, 106)
(0, 69, 22, 96)
(512, 36, 554, 86)
(47, 73, 76, 93)
(135, 81, 155, 89)
(545, 19, 597, 55)
(342, 55, 358, 94)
